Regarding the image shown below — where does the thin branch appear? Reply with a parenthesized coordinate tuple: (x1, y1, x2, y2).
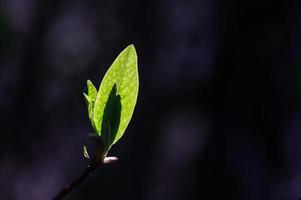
(51, 157, 118, 200)
(52, 163, 99, 200)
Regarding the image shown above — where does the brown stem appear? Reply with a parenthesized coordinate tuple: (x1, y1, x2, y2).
(51, 163, 99, 200)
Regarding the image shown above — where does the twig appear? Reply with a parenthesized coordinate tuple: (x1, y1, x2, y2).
(51, 157, 118, 200)
(52, 163, 99, 200)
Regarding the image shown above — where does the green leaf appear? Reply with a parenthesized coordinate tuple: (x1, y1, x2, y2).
(87, 80, 98, 101)
(84, 80, 98, 131)
(93, 44, 139, 150)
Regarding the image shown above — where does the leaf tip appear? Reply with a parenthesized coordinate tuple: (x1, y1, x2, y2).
(127, 44, 136, 53)
(87, 79, 92, 85)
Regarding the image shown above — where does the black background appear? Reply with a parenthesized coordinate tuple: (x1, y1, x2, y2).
(0, 0, 301, 199)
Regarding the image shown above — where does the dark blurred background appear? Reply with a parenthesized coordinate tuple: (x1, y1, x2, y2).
(0, 0, 301, 199)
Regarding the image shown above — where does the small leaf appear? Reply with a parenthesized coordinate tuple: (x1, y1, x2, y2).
(93, 44, 139, 150)
(87, 80, 97, 101)
(84, 80, 98, 131)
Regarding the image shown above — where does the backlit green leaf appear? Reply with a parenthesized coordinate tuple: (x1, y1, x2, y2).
(92, 44, 139, 150)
